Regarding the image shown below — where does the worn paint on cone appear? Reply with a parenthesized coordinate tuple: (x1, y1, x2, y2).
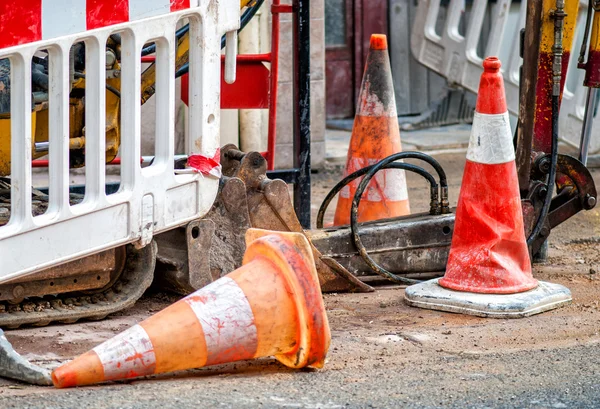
(439, 57, 537, 294)
(333, 34, 409, 226)
(52, 229, 330, 388)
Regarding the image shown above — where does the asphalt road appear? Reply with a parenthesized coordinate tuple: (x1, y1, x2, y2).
(1, 340, 599, 408)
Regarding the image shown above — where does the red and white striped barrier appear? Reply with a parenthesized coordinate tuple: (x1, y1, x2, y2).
(0, 0, 201, 49)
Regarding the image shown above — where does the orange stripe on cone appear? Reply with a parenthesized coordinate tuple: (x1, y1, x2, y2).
(333, 34, 409, 226)
(52, 229, 331, 388)
(439, 57, 537, 294)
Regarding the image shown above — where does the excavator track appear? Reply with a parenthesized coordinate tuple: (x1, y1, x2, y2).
(0, 242, 156, 329)
(1, 178, 157, 328)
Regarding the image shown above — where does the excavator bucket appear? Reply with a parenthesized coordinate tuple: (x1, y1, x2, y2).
(155, 144, 373, 294)
(0, 329, 51, 385)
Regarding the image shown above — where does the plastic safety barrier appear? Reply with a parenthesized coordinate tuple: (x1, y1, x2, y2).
(410, 0, 599, 153)
(0, 0, 239, 282)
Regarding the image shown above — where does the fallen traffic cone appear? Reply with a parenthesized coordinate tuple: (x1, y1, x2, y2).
(404, 57, 571, 318)
(52, 229, 330, 388)
(333, 34, 409, 226)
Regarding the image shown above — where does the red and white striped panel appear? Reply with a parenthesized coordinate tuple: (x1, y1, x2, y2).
(0, 0, 198, 50)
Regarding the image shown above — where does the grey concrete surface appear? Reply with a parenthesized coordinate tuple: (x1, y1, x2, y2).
(3, 145, 599, 409)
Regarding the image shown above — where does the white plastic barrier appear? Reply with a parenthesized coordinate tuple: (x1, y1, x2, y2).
(0, 0, 239, 282)
(411, 0, 599, 153)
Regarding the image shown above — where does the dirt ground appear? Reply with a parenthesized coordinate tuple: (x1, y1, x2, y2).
(2, 151, 600, 408)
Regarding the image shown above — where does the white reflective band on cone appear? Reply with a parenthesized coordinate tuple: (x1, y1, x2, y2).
(93, 324, 157, 380)
(340, 157, 409, 201)
(466, 112, 515, 165)
(185, 277, 258, 365)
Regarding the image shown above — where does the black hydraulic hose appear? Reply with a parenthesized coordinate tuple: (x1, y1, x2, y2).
(578, 0, 594, 66)
(110, 33, 122, 45)
(528, 0, 564, 245)
(316, 151, 449, 228)
(73, 72, 121, 98)
(350, 153, 437, 285)
(527, 96, 559, 245)
(316, 162, 439, 229)
(175, 0, 265, 78)
(141, 25, 190, 57)
(31, 69, 49, 90)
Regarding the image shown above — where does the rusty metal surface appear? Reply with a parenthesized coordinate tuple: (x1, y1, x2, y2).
(307, 212, 454, 277)
(155, 220, 216, 295)
(516, 0, 544, 194)
(525, 154, 598, 254)
(6, 249, 116, 282)
(155, 176, 253, 294)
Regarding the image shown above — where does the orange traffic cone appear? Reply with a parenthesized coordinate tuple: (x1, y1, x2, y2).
(51, 229, 330, 388)
(404, 57, 571, 318)
(333, 34, 409, 226)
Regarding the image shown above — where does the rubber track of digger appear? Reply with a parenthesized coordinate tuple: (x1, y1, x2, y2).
(0, 244, 156, 329)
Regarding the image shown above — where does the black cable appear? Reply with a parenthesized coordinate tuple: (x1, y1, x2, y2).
(31, 69, 49, 90)
(316, 151, 448, 228)
(527, 95, 559, 245)
(350, 153, 441, 285)
(316, 162, 439, 229)
(73, 72, 121, 98)
(578, 0, 594, 65)
(175, 0, 265, 78)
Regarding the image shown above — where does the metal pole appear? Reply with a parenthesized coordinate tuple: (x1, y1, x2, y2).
(292, 0, 311, 229)
(579, 87, 597, 166)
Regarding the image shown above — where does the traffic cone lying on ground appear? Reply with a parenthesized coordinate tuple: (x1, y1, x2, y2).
(51, 229, 330, 388)
(333, 34, 410, 226)
(404, 57, 571, 318)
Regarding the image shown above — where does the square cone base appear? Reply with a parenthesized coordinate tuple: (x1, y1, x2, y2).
(404, 278, 572, 318)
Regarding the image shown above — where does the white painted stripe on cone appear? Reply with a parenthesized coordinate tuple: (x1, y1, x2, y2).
(340, 157, 408, 202)
(42, 0, 86, 40)
(184, 276, 258, 366)
(356, 93, 398, 117)
(93, 324, 156, 380)
(129, 0, 172, 20)
(466, 112, 515, 164)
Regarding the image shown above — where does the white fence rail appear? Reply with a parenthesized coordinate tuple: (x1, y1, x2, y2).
(0, 0, 239, 282)
(411, 0, 598, 153)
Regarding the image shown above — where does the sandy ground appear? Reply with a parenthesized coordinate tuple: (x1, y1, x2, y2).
(2, 150, 600, 408)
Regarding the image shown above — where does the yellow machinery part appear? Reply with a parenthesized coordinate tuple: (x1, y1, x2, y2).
(0, 112, 36, 176)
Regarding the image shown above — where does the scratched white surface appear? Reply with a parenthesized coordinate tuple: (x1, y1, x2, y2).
(340, 157, 409, 202)
(94, 324, 157, 380)
(467, 112, 515, 164)
(185, 277, 258, 365)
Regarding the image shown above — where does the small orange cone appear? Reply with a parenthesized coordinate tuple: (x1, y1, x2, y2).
(51, 229, 330, 388)
(333, 34, 409, 226)
(404, 57, 571, 318)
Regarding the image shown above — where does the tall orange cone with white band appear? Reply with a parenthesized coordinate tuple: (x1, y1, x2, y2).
(333, 34, 409, 226)
(404, 57, 571, 318)
(51, 229, 330, 388)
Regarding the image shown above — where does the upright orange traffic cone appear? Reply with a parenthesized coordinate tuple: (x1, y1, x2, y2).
(333, 34, 409, 226)
(404, 57, 571, 318)
(51, 229, 330, 388)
